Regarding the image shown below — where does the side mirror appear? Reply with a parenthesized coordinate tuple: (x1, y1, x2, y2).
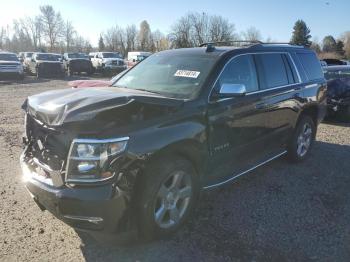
(219, 83, 246, 97)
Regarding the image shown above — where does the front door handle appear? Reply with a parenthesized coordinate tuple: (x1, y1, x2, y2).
(255, 103, 267, 110)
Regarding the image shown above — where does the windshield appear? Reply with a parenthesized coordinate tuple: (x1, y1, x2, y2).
(113, 53, 216, 99)
(102, 52, 122, 59)
(25, 53, 33, 58)
(324, 67, 350, 81)
(136, 55, 149, 61)
(36, 54, 60, 61)
(68, 53, 86, 59)
(0, 53, 19, 61)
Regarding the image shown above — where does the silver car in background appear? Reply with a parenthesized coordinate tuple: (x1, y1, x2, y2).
(0, 52, 24, 80)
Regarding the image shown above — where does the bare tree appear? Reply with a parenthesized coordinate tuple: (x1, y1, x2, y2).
(170, 12, 237, 48)
(170, 15, 193, 48)
(242, 27, 262, 41)
(0, 27, 6, 49)
(12, 20, 33, 51)
(64, 20, 76, 52)
(104, 25, 126, 55)
(73, 35, 92, 53)
(209, 15, 236, 42)
(18, 17, 42, 50)
(341, 31, 350, 59)
(189, 12, 209, 45)
(152, 29, 169, 51)
(125, 24, 137, 52)
(39, 5, 65, 51)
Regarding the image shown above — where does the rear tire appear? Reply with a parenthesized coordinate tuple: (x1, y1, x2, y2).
(137, 156, 199, 241)
(287, 115, 316, 162)
(36, 68, 41, 79)
(67, 66, 73, 77)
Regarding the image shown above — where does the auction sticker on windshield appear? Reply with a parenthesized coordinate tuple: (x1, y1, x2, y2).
(174, 70, 200, 78)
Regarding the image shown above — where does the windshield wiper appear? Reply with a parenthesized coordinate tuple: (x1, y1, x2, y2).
(114, 85, 163, 96)
(133, 88, 163, 95)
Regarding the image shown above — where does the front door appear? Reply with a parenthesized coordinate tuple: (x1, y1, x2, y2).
(206, 54, 274, 186)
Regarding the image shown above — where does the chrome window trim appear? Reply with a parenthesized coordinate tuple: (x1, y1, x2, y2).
(208, 51, 303, 103)
(65, 136, 129, 184)
(203, 150, 287, 189)
(287, 53, 302, 83)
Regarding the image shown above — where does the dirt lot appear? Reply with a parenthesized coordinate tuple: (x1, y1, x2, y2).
(0, 77, 350, 262)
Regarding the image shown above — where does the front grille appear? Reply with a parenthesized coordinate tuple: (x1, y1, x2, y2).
(0, 64, 18, 69)
(38, 63, 62, 74)
(25, 114, 69, 171)
(111, 60, 124, 66)
(70, 60, 90, 70)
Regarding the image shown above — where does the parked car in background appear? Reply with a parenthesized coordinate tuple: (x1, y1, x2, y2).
(127, 51, 152, 68)
(63, 53, 94, 76)
(21, 42, 327, 241)
(320, 60, 328, 67)
(322, 58, 350, 66)
(323, 65, 350, 120)
(0, 51, 24, 80)
(18, 52, 25, 63)
(19, 52, 34, 72)
(27, 53, 65, 78)
(90, 52, 127, 75)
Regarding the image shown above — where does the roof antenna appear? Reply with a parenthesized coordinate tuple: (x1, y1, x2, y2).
(205, 43, 215, 52)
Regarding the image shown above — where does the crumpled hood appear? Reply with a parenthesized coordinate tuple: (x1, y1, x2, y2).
(24, 87, 183, 126)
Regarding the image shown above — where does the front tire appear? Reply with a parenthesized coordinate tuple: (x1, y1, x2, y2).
(287, 115, 316, 162)
(137, 156, 199, 241)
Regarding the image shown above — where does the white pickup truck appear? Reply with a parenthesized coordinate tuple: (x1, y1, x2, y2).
(89, 52, 127, 75)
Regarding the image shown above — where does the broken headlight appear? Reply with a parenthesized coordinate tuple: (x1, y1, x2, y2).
(66, 137, 129, 183)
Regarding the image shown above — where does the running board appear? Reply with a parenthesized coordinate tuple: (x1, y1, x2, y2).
(203, 150, 287, 190)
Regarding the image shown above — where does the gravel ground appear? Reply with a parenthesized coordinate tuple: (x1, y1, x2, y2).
(0, 77, 350, 262)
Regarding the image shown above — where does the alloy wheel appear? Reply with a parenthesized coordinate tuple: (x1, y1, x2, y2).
(296, 122, 313, 157)
(154, 170, 192, 229)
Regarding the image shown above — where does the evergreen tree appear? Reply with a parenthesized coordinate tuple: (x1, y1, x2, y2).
(290, 19, 312, 47)
(336, 40, 345, 56)
(98, 35, 105, 51)
(322, 35, 337, 52)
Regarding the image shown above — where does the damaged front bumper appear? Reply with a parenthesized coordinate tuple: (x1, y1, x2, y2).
(20, 154, 137, 239)
(327, 97, 350, 112)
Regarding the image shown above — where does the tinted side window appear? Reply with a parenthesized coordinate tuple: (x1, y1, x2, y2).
(216, 55, 258, 93)
(297, 52, 324, 80)
(256, 53, 289, 89)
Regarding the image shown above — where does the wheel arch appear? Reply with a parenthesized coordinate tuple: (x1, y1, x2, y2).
(144, 139, 208, 179)
(295, 104, 319, 128)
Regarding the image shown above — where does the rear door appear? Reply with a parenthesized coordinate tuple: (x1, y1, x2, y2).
(253, 52, 303, 151)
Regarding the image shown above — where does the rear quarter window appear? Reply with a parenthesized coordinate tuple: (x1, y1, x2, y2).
(297, 52, 323, 81)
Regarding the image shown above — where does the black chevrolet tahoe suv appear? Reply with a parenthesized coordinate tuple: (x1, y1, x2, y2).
(21, 42, 327, 241)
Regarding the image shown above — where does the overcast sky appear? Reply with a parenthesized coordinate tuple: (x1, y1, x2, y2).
(1, 0, 349, 46)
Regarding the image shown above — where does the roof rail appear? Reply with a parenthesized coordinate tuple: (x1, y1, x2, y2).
(199, 41, 305, 52)
(200, 41, 263, 52)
